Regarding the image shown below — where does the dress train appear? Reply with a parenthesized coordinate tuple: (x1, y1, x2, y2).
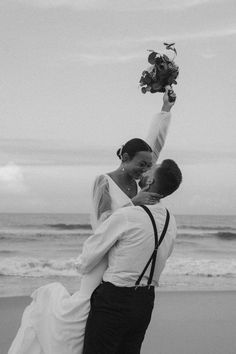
(8, 259, 107, 354)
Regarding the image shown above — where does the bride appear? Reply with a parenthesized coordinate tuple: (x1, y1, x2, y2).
(8, 87, 176, 354)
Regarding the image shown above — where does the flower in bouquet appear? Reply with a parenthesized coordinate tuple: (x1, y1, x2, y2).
(139, 43, 179, 94)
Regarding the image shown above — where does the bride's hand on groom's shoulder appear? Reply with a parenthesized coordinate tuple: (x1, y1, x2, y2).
(132, 187, 162, 206)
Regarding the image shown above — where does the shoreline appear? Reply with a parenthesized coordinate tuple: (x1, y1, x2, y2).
(1, 287, 236, 299)
(1, 272, 236, 298)
(1, 290, 236, 354)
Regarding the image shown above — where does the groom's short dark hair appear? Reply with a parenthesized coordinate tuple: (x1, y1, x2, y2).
(154, 159, 182, 197)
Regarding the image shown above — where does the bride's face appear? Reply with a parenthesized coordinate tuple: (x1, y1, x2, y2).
(125, 151, 153, 180)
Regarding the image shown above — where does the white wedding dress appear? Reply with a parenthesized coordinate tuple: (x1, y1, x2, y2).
(8, 111, 171, 353)
(8, 175, 133, 354)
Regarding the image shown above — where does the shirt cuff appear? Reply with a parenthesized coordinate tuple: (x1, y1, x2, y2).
(160, 111, 171, 117)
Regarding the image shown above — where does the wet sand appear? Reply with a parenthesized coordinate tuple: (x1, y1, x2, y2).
(1, 291, 236, 354)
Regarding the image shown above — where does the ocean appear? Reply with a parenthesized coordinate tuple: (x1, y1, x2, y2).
(0, 213, 236, 297)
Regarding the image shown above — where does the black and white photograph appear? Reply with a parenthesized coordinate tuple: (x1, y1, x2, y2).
(0, 1, 236, 353)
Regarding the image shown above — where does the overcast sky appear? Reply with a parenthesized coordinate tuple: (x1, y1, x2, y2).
(0, 0, 236, 214)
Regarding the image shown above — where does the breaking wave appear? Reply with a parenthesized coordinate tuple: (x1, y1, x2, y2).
(1, 256, 236, 279)
(46, 223, 92, 230)
(0, 257, 79, 277)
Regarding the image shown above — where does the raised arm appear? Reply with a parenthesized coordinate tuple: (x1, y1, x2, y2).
(146, 86, 176, 164)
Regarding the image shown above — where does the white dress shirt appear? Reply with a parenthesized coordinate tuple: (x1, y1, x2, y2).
(78, 202, 177, 287)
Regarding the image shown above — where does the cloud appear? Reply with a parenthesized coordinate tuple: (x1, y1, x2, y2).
(54, 25, 236, 65)
(0, 139, 116, 166)
(54, 23, 235, 65)
(0, 162, 28, 194)
(17, 0, 224, 11)
(1, 139, 236, 167)
(60, 52, 142, 65)
(18, 0, 102, 10)
(118, 25, 236, 45)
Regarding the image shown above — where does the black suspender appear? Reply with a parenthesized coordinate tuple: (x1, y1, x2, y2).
(135, 205, 170, 288)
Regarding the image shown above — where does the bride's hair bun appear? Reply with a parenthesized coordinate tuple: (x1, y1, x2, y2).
(116, 145, 124, 160)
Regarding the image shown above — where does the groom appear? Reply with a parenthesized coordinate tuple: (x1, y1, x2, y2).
(79, 159, 182, 354)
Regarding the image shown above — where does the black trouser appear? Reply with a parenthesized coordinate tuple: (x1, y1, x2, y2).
(82, 281, 155, 354)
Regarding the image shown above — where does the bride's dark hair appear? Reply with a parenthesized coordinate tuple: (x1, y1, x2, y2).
(116, 138, 152, 160)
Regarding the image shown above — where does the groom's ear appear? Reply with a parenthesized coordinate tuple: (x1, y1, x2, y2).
(139, 175, 154, 189)
(139, 176, 148, 189)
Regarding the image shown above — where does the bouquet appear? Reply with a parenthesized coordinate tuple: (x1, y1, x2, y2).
(139, 43, 179, 97)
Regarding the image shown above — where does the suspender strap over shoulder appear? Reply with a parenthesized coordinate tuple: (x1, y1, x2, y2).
(135, 206, 170, 288)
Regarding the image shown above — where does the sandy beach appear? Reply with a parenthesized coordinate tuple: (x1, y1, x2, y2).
(1, 290, 236, 354)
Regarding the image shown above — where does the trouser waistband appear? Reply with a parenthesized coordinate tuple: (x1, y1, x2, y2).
(101, 281, 154, 293)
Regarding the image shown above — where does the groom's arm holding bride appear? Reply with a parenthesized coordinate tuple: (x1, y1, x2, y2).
(78, 210, 128, 274)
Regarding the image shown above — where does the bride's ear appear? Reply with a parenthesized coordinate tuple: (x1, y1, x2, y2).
(122, 152, 130, 163)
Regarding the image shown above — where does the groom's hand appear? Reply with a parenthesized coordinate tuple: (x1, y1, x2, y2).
(162, 85, 176, 112)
